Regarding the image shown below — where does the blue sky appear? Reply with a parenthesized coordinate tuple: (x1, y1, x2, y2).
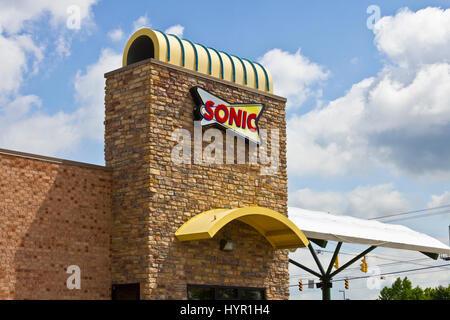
(0, 0, 449, 299)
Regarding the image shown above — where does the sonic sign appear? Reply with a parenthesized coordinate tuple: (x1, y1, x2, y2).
(191, 87, 264, 144)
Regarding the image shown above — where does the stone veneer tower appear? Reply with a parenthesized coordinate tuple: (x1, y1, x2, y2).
(104, 29, 289, 299)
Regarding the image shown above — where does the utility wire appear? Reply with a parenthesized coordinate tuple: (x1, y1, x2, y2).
(290, 263, 450, 287)
(331, 263, 450, 282)
(291, 253, 450, 279)
(290, 248, 440, 279)
(337, 259, 448, 273)
(329, 263, 450, 280)
(307, 248, 430, 262)
(290, 257, 439, 279)
(381, 209, 450, 223)
(341, 271, 450, 288)
(331, 270, 448, 284)
(368, 204, 450, 221)
(290, 270, 449, 288)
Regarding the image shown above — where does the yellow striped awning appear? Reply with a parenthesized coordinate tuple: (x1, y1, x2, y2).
(123, 28, 273, 93)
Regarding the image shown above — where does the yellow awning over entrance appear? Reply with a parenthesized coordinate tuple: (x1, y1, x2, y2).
(175, 206, 309, 250)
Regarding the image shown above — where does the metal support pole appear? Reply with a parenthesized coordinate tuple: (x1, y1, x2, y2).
(289, 244, 378, 300)
(308, 243, 326, 276)
(289, 258, 322, 278)
(330, 245, 377, 278)
(326, 242, 342, 276)
(321, 278, 331, 300)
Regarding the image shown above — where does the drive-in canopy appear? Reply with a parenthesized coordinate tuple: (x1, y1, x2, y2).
(288, 207, 450, 255)
(287, 206, 450, 300)
(175, 205, 450, 300)
(176, 206, 450, 255)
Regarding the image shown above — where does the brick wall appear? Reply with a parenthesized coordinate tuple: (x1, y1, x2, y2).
(0, 151, 111, 299)
(105, 59, 289, 299)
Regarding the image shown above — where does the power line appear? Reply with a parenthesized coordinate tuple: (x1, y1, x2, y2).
(316, 246, 446, 264)
(289, 265, 449, 286)
(289, 263, 450, 287)
(291, 258, 430, 278)
(290, 242, 450, 280)
(339, 259, 448, 273)
(376, 267, 450, 279)
(330, 266, 450, 281)
(381, 209, 450, 223)
(369, 204, 450, 221)
(340, 243, 424, 260)
(331, 263, 450, 282)
(290, 249, 439, 279)
(335, 272, 450, 288)
(290, 257, 447, 279)
(331, 269, 449, 285)
(309, 248, 431, 262)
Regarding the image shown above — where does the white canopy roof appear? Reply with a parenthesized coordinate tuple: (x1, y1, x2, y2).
(289, 207, 450, 255)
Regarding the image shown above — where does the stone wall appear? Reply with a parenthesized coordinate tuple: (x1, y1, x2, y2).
(0, 150, 111, 299)
(105, 58, 289, 299)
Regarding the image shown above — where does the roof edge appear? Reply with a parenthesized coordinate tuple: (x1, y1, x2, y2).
(0, 148, 110, 171)
(104, 58, 287, 103)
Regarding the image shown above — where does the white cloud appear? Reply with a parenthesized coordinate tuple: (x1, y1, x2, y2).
(1, 94, 41, 120)
(133, 14, 150, 31)
(0, 104, 80, 155)
(0, 48, 121, 157)
(164, 24, 184, 38)
(289, 184, 409, 218)
(0, 93, 81, 155)
(290, 189, 346, 214)
(0, 0, 98, 35)
(374, 7, 450, 68)
(0, 0, 99, 100)
(73, 48, 122, 141)
(287, 77, 374, 176)
(428, 191, 450, 208)
(287, 7, 450, 177)
(55, 35, 71, 57)
(107, 28, 124, 42)
(0, 0, 99, 88)
(258, 48, 329, 109)
(0, 0, 108, 157)
(350, 57, 359, 65)
(0, 32, 44, 98)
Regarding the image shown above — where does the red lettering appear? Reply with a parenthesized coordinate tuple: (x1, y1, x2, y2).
(247, 113, 257, 131)
(242, 111, 247, 129)
(203, 101, 215, 120)
(228, 108, 242, 127)
(215, 104, 229, 123)
(202, 102, 258, 132)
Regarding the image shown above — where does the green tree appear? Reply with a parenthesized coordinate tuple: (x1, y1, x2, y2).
(424, 285, 450, 300)
(378, 277, 450, 300)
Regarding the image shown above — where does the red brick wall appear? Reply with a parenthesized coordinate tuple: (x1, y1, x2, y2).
(0, 151, 111, 299)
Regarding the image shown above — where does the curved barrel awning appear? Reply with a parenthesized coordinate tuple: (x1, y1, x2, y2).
(122, 28, 273, 93)
(175, 206, 309, 250)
